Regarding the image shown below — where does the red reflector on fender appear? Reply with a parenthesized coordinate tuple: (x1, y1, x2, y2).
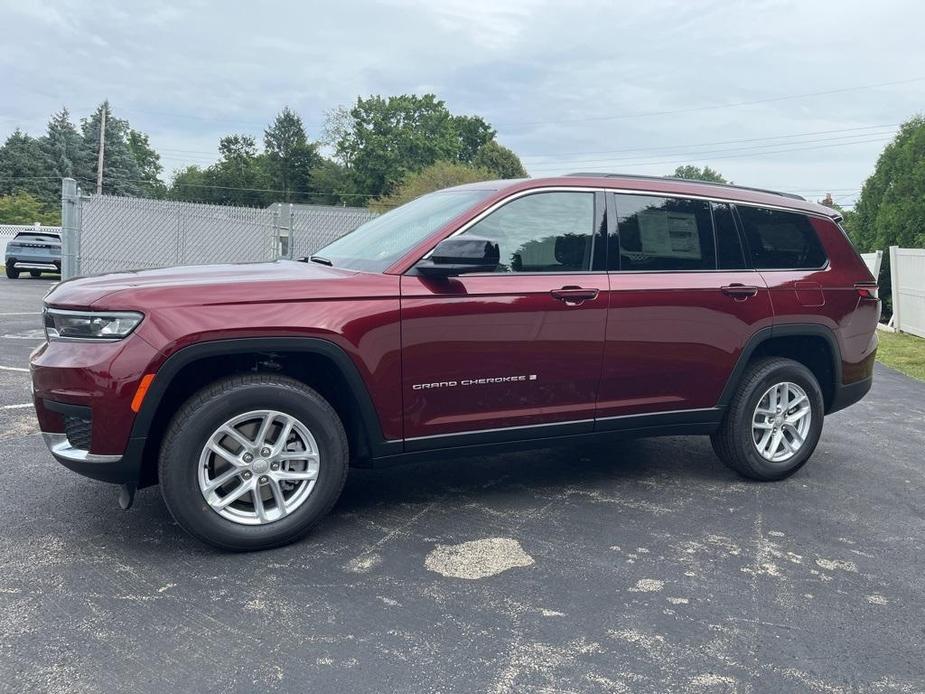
(131, 374, 156, 413)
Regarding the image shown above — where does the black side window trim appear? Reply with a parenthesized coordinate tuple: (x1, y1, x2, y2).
(712, 201, 749, 271)
(591, 191, 607, 272)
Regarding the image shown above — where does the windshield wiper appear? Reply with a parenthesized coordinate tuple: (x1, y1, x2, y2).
(307, 255, 333, 266)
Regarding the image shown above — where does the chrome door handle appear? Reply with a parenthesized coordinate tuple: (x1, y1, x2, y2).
(721, 284, 759, 301)
(550, 287, 599, 305)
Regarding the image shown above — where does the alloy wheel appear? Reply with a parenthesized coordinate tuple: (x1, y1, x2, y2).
(197, 410, 320, 525)
(751, 381, 812, 463)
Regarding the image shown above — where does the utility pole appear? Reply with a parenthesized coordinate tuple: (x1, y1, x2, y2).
(95, 103, 107, 195)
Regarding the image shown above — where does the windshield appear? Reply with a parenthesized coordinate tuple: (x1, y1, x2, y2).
(315, 189, 493, 272)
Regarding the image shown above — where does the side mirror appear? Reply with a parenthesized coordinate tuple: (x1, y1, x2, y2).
(416, 236, 500, 277)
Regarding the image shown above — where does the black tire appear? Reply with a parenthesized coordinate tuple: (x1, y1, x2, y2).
(29, 270, 42, 278)
(5, 265, 18, 279)
(158, 374, 349, 551)
(711, 357, 824, 481)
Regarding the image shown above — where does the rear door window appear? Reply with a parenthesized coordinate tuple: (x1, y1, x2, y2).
(611, 194, 716, 271)
(736, 206, 827, 269)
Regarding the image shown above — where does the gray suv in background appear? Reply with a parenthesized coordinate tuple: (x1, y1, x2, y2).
(4, 231, 61, 278)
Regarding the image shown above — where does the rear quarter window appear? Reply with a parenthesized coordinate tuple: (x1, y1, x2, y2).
(736, 206, 827, 269)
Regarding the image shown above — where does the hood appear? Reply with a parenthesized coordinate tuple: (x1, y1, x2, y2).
(45, 260, 377, 310)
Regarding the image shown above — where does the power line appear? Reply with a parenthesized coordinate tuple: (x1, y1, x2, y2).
(519, 123, 900, 160)
(526, 135, 894, 174)
(526, 130, 898, 170)
(498, 76, 925, 128)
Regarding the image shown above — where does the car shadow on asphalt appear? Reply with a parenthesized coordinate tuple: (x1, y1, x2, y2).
(336, 435, 740, 514)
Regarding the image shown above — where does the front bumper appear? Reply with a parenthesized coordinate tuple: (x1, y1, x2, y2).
(41, 430, 147, 484)
(31, 333, 160, 484)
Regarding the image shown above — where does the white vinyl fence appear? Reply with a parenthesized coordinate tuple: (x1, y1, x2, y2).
(861, 250, 883, 280)
(889, 246, 925, 338)
(0, 224, 62, 260)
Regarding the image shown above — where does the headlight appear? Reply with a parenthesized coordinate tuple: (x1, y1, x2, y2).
(43, 308, 144, 340)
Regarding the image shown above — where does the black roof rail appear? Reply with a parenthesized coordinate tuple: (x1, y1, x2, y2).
(564, 172, 806, 201)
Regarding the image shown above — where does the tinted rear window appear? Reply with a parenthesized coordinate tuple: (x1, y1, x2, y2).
(736, 206, 826, 269)
(13, 233, 60, 243)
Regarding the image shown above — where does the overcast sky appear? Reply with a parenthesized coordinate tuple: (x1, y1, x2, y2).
(2, 0, 923, 206)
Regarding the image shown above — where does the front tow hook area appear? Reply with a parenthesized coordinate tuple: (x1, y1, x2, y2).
(119, 483, 137, 510)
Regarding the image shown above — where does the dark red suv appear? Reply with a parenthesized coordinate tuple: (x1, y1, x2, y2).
(31, 174, 880, 550)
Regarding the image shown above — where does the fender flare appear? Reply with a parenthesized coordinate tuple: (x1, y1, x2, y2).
(129, 337, 398, 458)
(716, 323, 843, 410)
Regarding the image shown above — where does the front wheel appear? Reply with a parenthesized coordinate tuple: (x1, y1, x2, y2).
(158, 374, 349, 551)
(711, 357, 824, 481)
(5, 265, 18, 279)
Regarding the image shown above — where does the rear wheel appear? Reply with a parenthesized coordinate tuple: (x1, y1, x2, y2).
(158, 374, 349, 551)
(711, 357, 823, 480)
(5, 265, 18, 279)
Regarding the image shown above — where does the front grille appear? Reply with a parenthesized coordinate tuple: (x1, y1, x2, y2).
(64, 415, 92, 450)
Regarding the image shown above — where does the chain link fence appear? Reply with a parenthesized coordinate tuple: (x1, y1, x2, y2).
(59, 178, 378, 279)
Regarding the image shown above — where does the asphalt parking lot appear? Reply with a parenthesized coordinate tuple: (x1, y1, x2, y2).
(0, 275, 923, 693)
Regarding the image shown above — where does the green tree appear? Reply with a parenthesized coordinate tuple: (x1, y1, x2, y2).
(370, 160, 494, 212)
(309, 159, 359, 206)
(40, 108, 90, 200)
(472, 140, 527, 178)
(0, 130, 48, 200)
(127, 129, 165, 196)
(332, 94, 498, 198)
(167, 165, 211, 202)
(0, 192, 59, 225)
(453, 115, 496, 162)
(850, 115, 925, 252)
(80, 102, 145, 196)
(671, 165, 727, 183)
(168, 135, 272, 206)
(264, 107, 320, 201)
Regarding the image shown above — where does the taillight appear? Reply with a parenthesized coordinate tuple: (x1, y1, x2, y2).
(855, 283, 878, 300)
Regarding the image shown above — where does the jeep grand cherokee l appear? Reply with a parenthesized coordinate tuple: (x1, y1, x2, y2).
(30, 174, 880, 551)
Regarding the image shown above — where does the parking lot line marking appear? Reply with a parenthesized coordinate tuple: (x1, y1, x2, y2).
(0, 365, 29, 372)
(1, 403, 32, 410)
(0, 312, 37, 316)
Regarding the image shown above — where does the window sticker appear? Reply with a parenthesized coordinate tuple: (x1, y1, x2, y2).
(637, 210, 702, 260)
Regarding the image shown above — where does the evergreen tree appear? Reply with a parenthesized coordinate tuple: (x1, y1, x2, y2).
(80, 102, 145, 196)
(40, 108, 90, 199)
(0, 130, 48, 200)
(850, 115, 925, 251)
(264, 107, 320, 201)
(127, 129, 165, 196)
